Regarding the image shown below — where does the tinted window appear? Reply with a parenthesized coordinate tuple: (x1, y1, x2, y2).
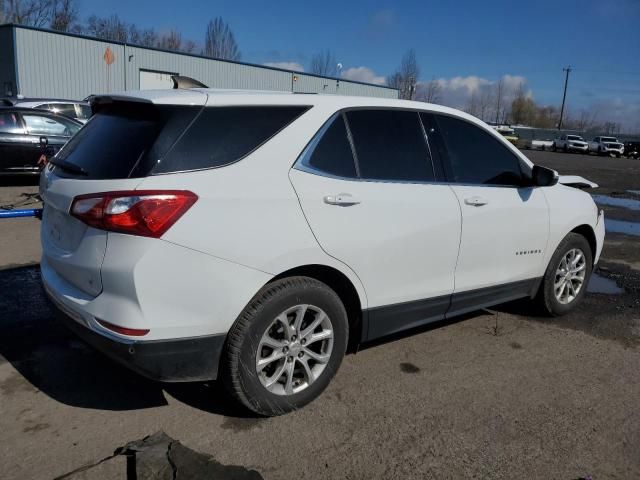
(55, 104, 198, 179)
(306, 115, 357, 178)
(156, 106, 308, 174)
(23, 114, 80, 137)
(0, 112, 24, 134)
(345, 109, 434, 182)
(433, 114, 523, 186)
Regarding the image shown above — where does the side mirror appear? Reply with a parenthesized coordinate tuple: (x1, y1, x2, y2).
(532, 165, 558, 187)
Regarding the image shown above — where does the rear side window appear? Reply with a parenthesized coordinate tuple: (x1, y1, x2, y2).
(345, 109, 434, 182)
(55, 104, 198, 179)
(306, 114, 357, 178)
(155, 106, 309, 174)
(431, 114, 524, 186)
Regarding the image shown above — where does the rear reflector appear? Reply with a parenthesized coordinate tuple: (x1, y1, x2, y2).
(70, 190, 197, 238)
(96, 319, 150, 337)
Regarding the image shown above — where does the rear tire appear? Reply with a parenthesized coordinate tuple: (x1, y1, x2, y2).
(552, 143, 557, 152)
(221, 276, 348, 416)
(534, 233, 593, 316)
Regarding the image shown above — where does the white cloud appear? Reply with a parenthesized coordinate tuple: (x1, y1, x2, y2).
(263, 62, 305, 72)
(341, 66, 386, 85)
(419, 74, 529, 110)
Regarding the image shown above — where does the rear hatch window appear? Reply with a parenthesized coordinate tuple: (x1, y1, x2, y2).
(54, 103, 199, 179)
(54, 103, 309, 179)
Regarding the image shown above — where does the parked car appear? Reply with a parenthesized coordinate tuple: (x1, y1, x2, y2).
(623, 140, 640, 159)
(0, 106, 82, 175)
(493, 125, 519, 146)
(552, 134, 588, 153)
(588, 136, 624, 157)
(1, 97, 92, 124)
(40, 90, 605, 416)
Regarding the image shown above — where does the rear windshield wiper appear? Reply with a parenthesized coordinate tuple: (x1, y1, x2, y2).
(49, 158, 89, 176)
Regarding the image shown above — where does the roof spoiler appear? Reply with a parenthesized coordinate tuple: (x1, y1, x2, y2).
(171, 76, 208, 89)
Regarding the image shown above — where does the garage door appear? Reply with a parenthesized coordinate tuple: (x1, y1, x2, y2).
(139, 70, 177, 90)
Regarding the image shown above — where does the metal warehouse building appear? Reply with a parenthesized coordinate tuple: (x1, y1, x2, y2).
(0, 24, 397, 100)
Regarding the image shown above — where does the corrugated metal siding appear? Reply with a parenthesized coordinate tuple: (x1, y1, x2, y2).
(15, 28, 124, 98)
(0, 26, 17, 95)
(125, 46, 291, 91)
(338, 81, 397, 99)
(9, 26, 398, 100)
(293, 74, 338, 94)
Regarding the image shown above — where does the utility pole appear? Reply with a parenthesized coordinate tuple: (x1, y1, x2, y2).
(558, 66, 572, 130)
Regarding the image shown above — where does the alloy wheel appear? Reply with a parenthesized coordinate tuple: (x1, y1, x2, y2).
(255, 304, 334, 396)
(554, 248, 587, 304)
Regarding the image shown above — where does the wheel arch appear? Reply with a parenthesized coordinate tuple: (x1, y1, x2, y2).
(570, 224, 597, 265)
(270, 264, 365, 350)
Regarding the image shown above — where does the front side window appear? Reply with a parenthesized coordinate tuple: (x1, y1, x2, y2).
(345, 109, 434, 182)
(22, 114, 80, 137)
(0, 112, 24, 134)
(305, 114, 357, 178)
(431, 114, 524, 186)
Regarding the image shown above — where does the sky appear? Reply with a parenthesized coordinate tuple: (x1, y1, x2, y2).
(78, 0, 640, 130)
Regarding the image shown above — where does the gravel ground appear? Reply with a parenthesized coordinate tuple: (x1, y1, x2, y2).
(1, 151, 639, 479)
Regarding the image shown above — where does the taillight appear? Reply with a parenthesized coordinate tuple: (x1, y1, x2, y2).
(70, 190, 197, 238)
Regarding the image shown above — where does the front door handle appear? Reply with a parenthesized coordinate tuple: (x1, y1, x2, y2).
(464, 196, 489, 207)
(324, 193, 361, 206)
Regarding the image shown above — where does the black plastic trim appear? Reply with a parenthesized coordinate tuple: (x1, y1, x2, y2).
(446, 278, 538, 318)
(366, 294, 451, 340)
(362, 278, 541, 342)
(52, 305, 226, 382)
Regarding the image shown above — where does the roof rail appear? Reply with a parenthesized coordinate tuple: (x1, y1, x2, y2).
(171, 76, 208, 89)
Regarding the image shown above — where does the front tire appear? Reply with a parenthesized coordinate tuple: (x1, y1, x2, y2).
(535, 233, 593, 316)
(222, 276, 348, 416)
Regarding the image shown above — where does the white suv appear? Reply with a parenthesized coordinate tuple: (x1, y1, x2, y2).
(40, 89, 605, 416)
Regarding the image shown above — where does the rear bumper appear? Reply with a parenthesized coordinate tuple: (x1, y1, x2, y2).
(49, 296, 226, 382)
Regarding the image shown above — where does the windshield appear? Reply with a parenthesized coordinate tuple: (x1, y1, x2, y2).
(567, 135, 583, 141)
(601, 137, 618, 142)
(75, 104, 92, 120)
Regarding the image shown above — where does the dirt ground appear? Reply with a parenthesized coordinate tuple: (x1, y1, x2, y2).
(0, 151, 639, 479)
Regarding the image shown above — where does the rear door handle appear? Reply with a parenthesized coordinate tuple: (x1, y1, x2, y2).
(324, 193, 361, 206)
(464, 196, 489, 207)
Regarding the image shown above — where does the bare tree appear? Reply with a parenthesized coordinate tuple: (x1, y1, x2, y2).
(203, 17, 241, 60)
(50, 0, 78, 32)
(424, 78, 442, 103)
(388, 48, 419, 100)
(510, 82, 537, 125)
(157, 29, 182, 51)
(183, 39, 197, 53)
(575, 108, 598, 131)
(493, 77, 504, 124)
(5, 0, 54, 27)
(465, 91, 480, 118)
(85, 14, 129, 42)
(309, 50, 338, 77)
(128, 25, 157, 47)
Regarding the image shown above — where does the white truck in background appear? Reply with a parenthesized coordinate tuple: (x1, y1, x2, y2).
(552, 134, 588, 153)
(588, 136, 624, 157)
